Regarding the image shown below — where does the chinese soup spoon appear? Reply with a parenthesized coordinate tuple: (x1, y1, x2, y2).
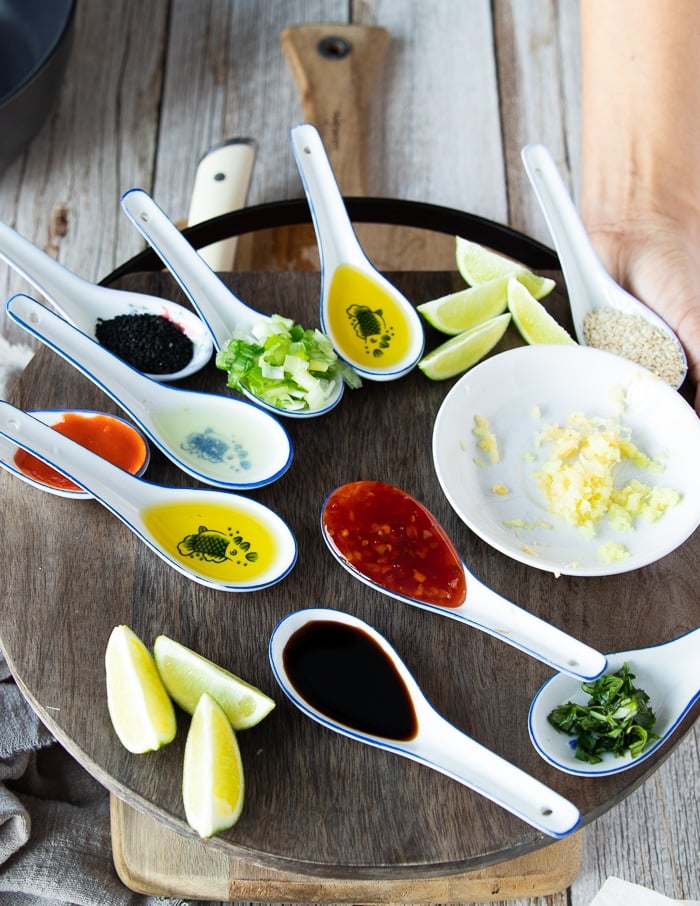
(270, 607, 580, 838)
(321, 481, 607, 681)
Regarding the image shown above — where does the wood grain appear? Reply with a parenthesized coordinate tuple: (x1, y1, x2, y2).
(111, 801, 583, 901)
(2, 270, 698, 881)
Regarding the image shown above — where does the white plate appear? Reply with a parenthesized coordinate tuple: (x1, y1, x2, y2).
(0, 409, 150, 498)
(432, 345, 700, 576)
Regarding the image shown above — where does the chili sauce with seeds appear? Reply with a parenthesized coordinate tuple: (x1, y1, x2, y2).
(282, 620, 418, 740)
(322, 481, 467, 608)
(13, 412, 148, 491)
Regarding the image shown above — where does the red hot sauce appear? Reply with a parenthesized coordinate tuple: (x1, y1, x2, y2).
(13, 412, 148, 492)
(322, 481, 467, 608)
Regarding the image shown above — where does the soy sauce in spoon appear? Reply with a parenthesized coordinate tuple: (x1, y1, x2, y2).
(322, 481, 607, 680)
(270, 608, 581, 838)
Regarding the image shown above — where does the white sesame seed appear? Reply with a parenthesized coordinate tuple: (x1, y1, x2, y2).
(582, 308, 685, 386)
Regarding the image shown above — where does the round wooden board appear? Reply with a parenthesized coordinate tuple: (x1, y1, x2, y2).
(2, 269, 698, 879)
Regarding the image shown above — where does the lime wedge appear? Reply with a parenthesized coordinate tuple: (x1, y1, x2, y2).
(105, 625, 176, 754)
(154, 635, 275, 731)
(456, 236, 555, 299)
(418, 313, 511, 380)
(507, 278, 576, 345)
(417, 276, 509, 335)
(182, 693, 245, 838)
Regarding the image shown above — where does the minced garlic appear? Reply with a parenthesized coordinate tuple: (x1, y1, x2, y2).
(473, 414, 500, 464)
(534, 412, 680, 538)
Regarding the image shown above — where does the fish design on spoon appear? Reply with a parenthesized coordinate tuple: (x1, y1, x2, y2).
(321, 480, 607, 680)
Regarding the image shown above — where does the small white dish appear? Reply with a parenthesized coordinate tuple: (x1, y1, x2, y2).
(0, 408, 150, 498)
(433, 344, 700, 577)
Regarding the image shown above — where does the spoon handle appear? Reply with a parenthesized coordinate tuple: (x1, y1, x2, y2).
(120, 189, 262, 346)
(5, 294, 158, 426)
(290, 123, 368, 271)
(415, 709, 580, 837)
(0, 220, 96, 331)
(521, 143, 609, 340)
(0, 401, 145, 521)
(458, 568, 607, 681)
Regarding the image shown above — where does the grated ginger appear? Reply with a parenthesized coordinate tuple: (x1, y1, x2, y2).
(534, 412, 680, 538)
(473, 414, 500, 464)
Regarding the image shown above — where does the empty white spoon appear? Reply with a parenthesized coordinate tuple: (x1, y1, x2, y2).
(521, 143, 687, 388)
(0, 218, 213, 382)
(528, 627, 700, 776)
(0, 402, 296, 592)
(290, 123, 425, 381)
(6, 294, 292, 490)
(120, 188, 346, 419)
(269, 607, 580, 838)
(321, 481, 607, 681)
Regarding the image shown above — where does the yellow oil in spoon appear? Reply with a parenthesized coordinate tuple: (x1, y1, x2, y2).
(141, 498, 280, 585)
(326, 264, 414, 370)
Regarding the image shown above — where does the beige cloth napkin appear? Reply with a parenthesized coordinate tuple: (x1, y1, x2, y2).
(0, 654, 186, 905)
(592, 878, 700, 905)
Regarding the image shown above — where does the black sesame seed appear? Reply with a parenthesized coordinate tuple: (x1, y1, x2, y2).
(95, 313, 194, 374)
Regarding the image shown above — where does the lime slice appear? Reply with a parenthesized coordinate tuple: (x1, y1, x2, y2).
(182, 693, 245, 838)
(507, 278, 576, 345)
(154, 635, 275, 731)
(417, 276, 509, 335)
(418, 313, 511, 380)
(455, 236, 555, 299)
(105, 625, 176, 754)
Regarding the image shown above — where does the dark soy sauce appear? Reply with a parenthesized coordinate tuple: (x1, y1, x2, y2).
(282, 620, 418, 741)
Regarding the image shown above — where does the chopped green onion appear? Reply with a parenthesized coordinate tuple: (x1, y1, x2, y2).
(216, 314, 361, 412)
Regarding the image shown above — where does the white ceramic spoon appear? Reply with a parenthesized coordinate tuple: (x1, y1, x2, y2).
(290, 123, 425, 381)
(0, 402, 297, 592)
(528, 627, 700, 776)
(269, 607, 580, 838)
(5, 294, 292, 490)
(0, 218, 213, 382)
(321, 481, 607, 681)
(120, 188, 345, 419)
(521, 143, 687, 388)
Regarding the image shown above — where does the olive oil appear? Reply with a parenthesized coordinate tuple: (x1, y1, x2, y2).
(142, 499, 278, 584)
(326, 264, 414, 369)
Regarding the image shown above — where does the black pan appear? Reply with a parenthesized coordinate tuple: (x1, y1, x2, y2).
(0, 0, 76, 172)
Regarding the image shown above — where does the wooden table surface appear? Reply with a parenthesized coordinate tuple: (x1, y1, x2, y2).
(0, 2, 698, 904)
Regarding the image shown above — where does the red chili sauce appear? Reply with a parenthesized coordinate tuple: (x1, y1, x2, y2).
(13, 412, 148, 491)
(322, 481, 467, 608)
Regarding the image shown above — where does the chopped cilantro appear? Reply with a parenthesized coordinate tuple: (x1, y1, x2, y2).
(547, 662, 659, 763)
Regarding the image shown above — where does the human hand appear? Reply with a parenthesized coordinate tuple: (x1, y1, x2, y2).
(586, 214, 700, 415)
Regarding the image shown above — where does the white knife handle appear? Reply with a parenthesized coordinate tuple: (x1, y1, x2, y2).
(187, 138, 255, 271)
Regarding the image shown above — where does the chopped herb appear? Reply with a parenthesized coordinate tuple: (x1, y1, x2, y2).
(547, 662, 659, 764)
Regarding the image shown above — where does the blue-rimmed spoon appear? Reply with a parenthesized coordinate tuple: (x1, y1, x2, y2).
(5, 294, 292, 490)
(120, 188, 345, 419)
(321, 481, 607, 681)
(0, 219, 213, 382)
(521, 143, 687, 388)
(270, 607, 580, 838)
(0, 402, 297, 592)
(529, 627, 700, 776)
(290, 123, 425, 381)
